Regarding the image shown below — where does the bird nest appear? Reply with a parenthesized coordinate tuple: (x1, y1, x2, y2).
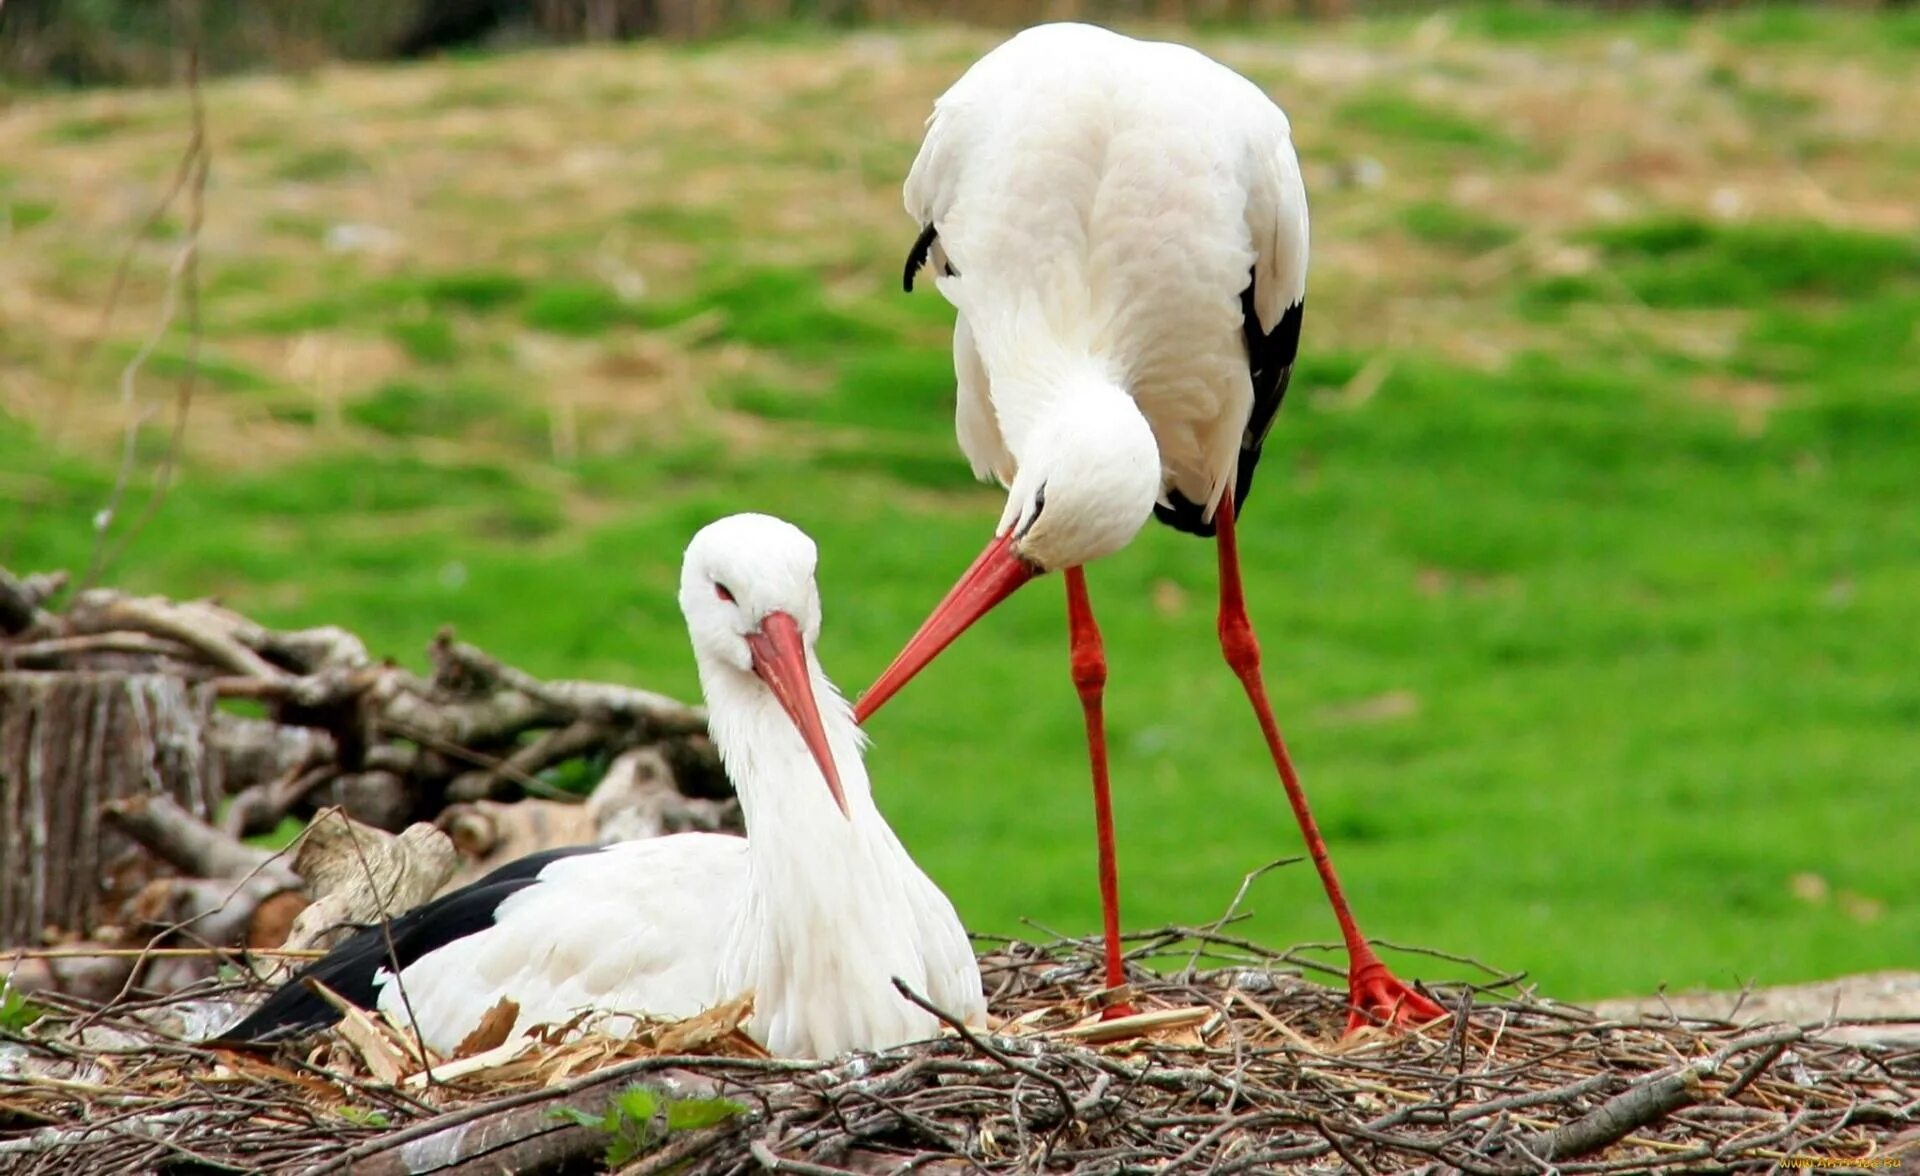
(2, 929, 1914, 1175)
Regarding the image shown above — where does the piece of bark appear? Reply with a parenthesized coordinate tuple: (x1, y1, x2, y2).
(247, 889, 310, 949)
(339, 1004, 414, 1085)
(453, 997, 521, 1059)
(281, 809, 458, 955)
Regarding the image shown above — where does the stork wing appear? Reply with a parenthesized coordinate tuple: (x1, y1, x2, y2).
(216, 845, 601, 1043)
(1155, 116, 1309, 537)
(1238, 125, 1309, 505)
(905, 91, 1009, 488)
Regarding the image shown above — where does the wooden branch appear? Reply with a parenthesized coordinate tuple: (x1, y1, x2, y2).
(445, 719, 605, 803)
(433, 632, 708, 734)
(0, 632, 198, 667)
(1502, 1069, 1703, 1167)
(207, 712, 335, 796)
(65, 590, 288, 681)
(222, 765, 339, 838)
(250, 624, 370, 675)
(103, 793, 290, 882)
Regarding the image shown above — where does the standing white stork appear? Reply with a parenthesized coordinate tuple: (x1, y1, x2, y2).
(855, 23, 1444, 1032)
(223, 514, 985, 1059)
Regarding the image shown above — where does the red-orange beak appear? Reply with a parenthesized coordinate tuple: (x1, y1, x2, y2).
(746, 611, 850, 819)
(854, 530, 1042, 723)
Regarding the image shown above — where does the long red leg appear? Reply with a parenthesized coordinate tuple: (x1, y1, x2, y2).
(1213, 490, 1446, 1033)
(1065, 566, 1137, 1020)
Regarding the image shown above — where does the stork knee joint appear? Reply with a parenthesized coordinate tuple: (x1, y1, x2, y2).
(1070, 646, 1107, 694)
(1218, 614, 1260, 674)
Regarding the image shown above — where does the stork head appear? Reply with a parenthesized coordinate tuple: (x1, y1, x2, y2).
(681, 513, 848, 817)
(856, 389, 1161, 722)
(1001, 393, 1163, 571)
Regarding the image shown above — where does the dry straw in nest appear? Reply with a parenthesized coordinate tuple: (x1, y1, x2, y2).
(3, 927, 1915, 1175)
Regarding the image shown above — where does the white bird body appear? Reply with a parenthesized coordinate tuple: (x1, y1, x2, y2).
(863, 28, 1445, 1033)
(905, 22, 1309, 531)
(234, 515, 984, 1060)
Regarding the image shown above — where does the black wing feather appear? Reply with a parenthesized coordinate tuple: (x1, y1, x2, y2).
(1153, 275, 1305, 539)
(904, 224, 959, 293)
(215, 844, 601, 1044)
(904, 223, 938, 293)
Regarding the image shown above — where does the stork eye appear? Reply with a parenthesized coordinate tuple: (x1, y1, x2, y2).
(715, 582, 736, 603)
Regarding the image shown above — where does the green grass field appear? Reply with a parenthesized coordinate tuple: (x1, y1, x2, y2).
(3, 8, 1916, 1001)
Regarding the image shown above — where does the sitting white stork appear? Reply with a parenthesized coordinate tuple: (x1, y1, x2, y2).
(223, 514, 984, 1059)
(855, 23, 1445, 1031)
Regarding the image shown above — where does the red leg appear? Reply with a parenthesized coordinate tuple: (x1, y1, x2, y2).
(1065, 566, 1137, 1020)
(1213, 491, 1446, 1033)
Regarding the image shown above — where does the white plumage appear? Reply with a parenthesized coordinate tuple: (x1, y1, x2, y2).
(906, 22, 1308, 547)
(237, 514, 984, 1060)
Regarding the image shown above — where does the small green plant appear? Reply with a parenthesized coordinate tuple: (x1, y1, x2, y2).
(554, 1085, 745, 1166)
(1, 982, 46, 1033)
(335, 1106, 390, 1128)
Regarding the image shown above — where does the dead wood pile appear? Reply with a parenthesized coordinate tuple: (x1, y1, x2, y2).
(2, 929, 1914, 1175)
(0, 564, 739, 1000)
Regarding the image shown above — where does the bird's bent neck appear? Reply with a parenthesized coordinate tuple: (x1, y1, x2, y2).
(999, 360, 1133, 469)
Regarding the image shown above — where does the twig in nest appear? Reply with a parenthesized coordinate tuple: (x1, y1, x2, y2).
(890, 977, 1078, 1122)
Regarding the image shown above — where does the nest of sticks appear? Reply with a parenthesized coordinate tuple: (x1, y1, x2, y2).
(4, 928, 1914, 1175)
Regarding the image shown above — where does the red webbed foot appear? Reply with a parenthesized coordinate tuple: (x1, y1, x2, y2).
(1344, 958, 1448, 1034)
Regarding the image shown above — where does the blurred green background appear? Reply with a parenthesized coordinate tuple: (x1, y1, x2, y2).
(2, 2, 1916, 1001)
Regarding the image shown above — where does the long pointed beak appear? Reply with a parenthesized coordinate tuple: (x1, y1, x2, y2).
(854, 530, 1042, 723)
(746, 611, 850, 819)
